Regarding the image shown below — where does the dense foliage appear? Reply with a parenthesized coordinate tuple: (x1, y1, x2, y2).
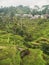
(0, 5, 49, 15)
(0, 6, 49, 65)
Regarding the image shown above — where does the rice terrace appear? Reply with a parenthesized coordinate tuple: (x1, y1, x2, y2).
(0, 0, 49, 65)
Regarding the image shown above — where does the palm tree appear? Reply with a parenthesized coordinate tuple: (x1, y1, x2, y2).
(42, 5, 49, 14)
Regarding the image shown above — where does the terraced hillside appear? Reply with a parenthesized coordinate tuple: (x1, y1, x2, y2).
(0, 17, 49, 65)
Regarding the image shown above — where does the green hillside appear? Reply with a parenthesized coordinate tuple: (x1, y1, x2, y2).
(0, 15, 49, 65)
